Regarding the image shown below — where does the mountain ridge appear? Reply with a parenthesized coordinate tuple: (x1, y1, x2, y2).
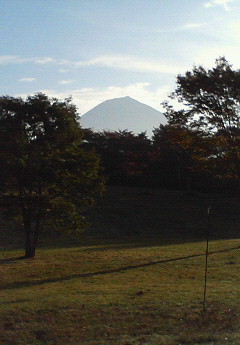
(80, 96, 166, 136)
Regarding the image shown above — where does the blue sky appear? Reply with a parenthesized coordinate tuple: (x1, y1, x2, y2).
(1, 0, 240, 115)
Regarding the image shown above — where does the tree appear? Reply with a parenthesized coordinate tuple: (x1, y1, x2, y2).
(82, 129, 152, 185)
(163, 57, 240, 182)
(152, 124, 216, 191)
(152, 124, 194, 190)
(0, 94, 104, 258)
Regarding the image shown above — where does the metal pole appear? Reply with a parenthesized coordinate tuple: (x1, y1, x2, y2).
(203, 205, 211, 311)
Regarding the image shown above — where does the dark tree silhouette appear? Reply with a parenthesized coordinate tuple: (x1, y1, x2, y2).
(163, 57, 240, 184)
(0, 94, 104, 258)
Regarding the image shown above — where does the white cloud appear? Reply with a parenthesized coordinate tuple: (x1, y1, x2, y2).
(183, 23, 206, 29)
(16, 82, 173, 115)
(204, 0, 235, 11)
(0, 54, 187, 75)
(0, 55, 29, 64)
(58, 79, 74, 85)
(19, 77, 36, 82)
(192, 43, 240, 69)
(34, 57, 55, 64)
(114, 22, 208, 34)
(229, 22, 240, 43)
(73, 55, 187, 74)
(58, 68, 70, 73)
(0, 55, 55, 65)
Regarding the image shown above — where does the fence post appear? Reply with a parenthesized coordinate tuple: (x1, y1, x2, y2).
(203, 205, 211, 311)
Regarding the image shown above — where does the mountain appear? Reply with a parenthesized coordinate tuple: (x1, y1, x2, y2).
(80, 96, 166, 136)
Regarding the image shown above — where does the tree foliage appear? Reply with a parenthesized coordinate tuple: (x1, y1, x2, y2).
(163, 57, 240, 181)
(82, 126, 217, 191)
(152, 124, 200, 190)
(0, 93, 104, 257)
(83, 129, 151, 185)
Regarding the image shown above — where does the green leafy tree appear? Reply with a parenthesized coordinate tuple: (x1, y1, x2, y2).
(152, 124, 195, 190)
(0, 94, 104, 258)
(82, 129, 152, 185)
(163, 57, 240, 181)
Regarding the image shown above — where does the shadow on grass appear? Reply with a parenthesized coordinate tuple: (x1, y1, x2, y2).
(1, 298, 30, 305)
(0, 256, 34, 264)
(40, 234, 206, 252)
(0, 230, 213, 253)
(1, 245, 240, 291)
(80, 233, 240, 253)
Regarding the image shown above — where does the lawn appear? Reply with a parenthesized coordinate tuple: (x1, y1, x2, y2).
(1, 187, 240, 344)
(1, 235, 240, 345)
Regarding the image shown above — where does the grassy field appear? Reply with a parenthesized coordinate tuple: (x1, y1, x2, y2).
(1, 187, 240, 345)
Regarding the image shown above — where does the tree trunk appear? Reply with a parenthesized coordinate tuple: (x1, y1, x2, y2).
(24, 241, 36, 258)
(24, 210, 41, 258)
(24, 225, 35, 258)
(24, 214, 36, 258)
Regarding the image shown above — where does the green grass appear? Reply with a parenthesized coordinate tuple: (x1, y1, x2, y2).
(1, 235, 240, 345)
(1, 186, 240, 344)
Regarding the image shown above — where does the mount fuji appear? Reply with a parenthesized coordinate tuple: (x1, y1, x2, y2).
(80, 96, 166, 136)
